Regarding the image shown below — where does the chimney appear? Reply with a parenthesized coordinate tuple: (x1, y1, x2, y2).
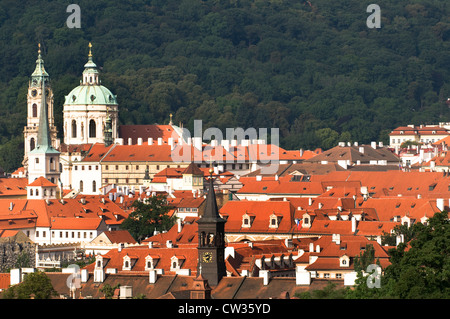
(309, 242, 314, 252)
(436, 198, 444, 211)
(351, 216, 358, 233)
(371, 141, 377, 149)
(10, 269, 22, 286)
(260, 270, 270, 286)
(359, 146, 364, 154)
(149, 269, 157, 284)
(315, 244, 320, 253)
(9, 202, 14, 211)
(332, 234, 341, 245)
(80, 197, 86, 205)
(166, 240, 173, 248)
(148, 137, 153, 145)
(157, 137, 163, 145)
(81, 269, 89, 283)
(148, 241, 153, 248)
(128, 137, 133, 145)
(177, 219, 182, 233)
(137, 137, 143, 145)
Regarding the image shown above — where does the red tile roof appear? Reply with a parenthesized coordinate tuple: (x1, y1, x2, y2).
(50, 217, 103, 230)
(81, 143, 115, 162)
(0, 178, 28, 196)
(220, 200, 294, 233)
(0, 273, 10, 290)
(28, 177, 57, 187)
(84, 245, 199, 275)
(101, 144, 174, 162)
(119, 124, 181, 146)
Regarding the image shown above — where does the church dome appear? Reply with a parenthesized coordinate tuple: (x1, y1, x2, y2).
(64, 84, 117, 106)
(64, 42, 118, 107)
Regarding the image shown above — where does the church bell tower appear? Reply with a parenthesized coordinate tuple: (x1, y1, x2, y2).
(196, 169, 227, 286)
(23, 43, 58, 164)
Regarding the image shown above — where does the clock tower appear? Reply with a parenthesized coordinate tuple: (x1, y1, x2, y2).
(196, 169, 227, 286)
(24, 44, 58, 163)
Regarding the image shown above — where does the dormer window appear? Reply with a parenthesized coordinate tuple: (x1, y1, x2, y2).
(122, 255, 132, 271)
(145, 255, 160, 270)
(242, 213, 255, 228)
(170, 255, 185, 271)
(302, 212, 312, 228)
(269, 213, 282, 229)
(95, 256, 104, 269)
(340, 254, 350, 268)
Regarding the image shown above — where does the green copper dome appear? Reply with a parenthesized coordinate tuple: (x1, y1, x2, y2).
(64, 84, 118, 105)
(64, 42, 118, 106)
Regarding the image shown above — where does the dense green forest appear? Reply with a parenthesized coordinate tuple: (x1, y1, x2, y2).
(0, 0, 450, 172)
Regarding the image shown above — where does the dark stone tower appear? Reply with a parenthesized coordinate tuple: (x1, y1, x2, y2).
(196, 169, 226, 286)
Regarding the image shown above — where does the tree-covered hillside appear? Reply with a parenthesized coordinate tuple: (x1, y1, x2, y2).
(0, 0, 449, 172)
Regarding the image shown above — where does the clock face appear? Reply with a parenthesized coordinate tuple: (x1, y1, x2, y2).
(202, 252, 213, 263)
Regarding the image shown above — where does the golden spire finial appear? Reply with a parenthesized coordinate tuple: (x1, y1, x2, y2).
(38, 43, 41, 54)
(209, 158, 213, 175)
(88, 42, 93, 57)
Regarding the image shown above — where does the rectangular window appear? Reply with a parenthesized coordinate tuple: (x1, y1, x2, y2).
(36, 231, 39, 237)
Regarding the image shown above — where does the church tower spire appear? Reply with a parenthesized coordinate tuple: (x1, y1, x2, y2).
(196, 170, 227, 286)
(82, 42, 99, 85)
(27, 44, 61, 187)
(23, 44, 58, 168)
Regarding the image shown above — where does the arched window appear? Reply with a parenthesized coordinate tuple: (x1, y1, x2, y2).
(80, 180, 83, 192)
(30, 138, 35, 151)
(72, 120, 77, 138)
(92, 180, 96, 193)
(89, 119, 96, 138)
(32, 104, 38, 117)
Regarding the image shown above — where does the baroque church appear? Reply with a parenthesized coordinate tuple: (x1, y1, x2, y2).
(22, 43, 177, 194)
